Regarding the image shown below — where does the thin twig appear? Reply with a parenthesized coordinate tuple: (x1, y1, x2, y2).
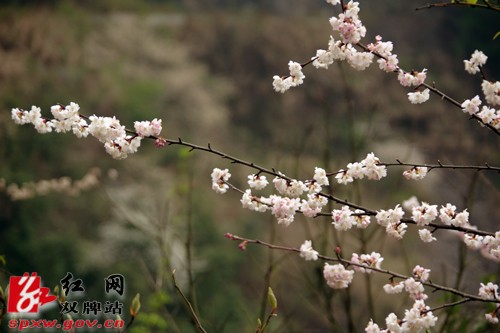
(19, 112, 498, 237)
(415, 1, 500, 12)
(382, 160, 500, 172)
(225, 234, 500, 305)
(171, 270, 208, 333)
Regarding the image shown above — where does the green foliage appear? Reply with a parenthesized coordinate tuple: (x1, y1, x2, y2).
(131, 312, 169, 333)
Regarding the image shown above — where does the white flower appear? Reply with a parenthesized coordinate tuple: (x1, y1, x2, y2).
(26, 106, 42, 123)
(335, 169, 354, 185)
(347, 50, 373, 71)
(367, 35, 394, 58)
(418, 229, 436, 243)
(351, 252, 383, 273)
(346, 162, 365, 179)
(306, 180, 322, 193)
(439, 203, 456, 225)
(482, 80, 500, 106)
(412, 202, 438, 226)
(273, 175, 288, 194)
(408, 89, 430, 104)
(134, 118, 162, 137)
(112, 136, 141, 158)
(485, 312, 499, 324)
(377, 54, 399, 73)
(326, 0, 340, 5)
(323, 263, 354, 289)
(72, 118, 88, 138)
(51, 102, 79, 121)
(403, 166, 428, 180)
(398, 70, 415, 87)
(453, 209, 470, 227)
(300, 194, 327, 217)
(361, 153, 387, 180)
(470, 50, 488, 66)
(33, 118, 55, 134)
(477, 106, 496, 124)
(383, 281, 404, 294)
(269, 195, 300, 226)
(413, 265, 431, 282)
(439, 203, 469, 227)
(386, 221, 407, 240)
(480, 232, 500, 262)
(272, 75, 292, 93)
(11, 108, 30, 125)
(87, 115, 126, 143)
(312, 49, 334, 69)
(402, 196, 420, 211)
(313, 167, 329, 186)
(104, 141, 127, 160)
(461, 95, 482, 115)
(272, 175, 307, 197)
(354, 210, 371, 229)
(376, 205, 404, 227)
(247, 174, 268, 190)
(478, 282, 499, 300)
(330, 12, 366, 44)
(285, 180, 308, 197)
(463, 233, 483, 250)
(364, 319, 381, 333)
(464, 50, 487, 74)
(332, 206, 356, 231)
(288, 61, 305, 86)
(328, 37, 352, 61)
(299, 240, 319, 261)
(385, 313, 402, 333)
(404, 278, 427, 300)
(211, 168, 231, 194)
(398, 69, 427, 87)
(241, 190, 268, 213)
(401, 300, 437, 332)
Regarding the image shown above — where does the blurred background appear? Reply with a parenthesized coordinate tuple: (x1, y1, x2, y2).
(0, 0, 499, 332)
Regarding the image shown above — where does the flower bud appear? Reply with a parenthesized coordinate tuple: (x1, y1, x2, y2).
(130, 293, 141, 317)
(267, 287, 278, 311)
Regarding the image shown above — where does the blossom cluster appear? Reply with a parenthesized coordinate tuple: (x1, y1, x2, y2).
(331, 205, 370, 230)
(11, 103, 163, 159)
(478, 282, 500, 324)
(366, 266, 439, 331)
(402, 166, 428, 180)
(210, 155, 498, 260)
(211, 168, 231, 194)
(211, 153, 385, 226)
(299, 240, 319, 261)
(1, 168, 107, 200)
(463, 231, 500, 262)
(272, 61, 306, 93)
(350, 252, 383, 274)
(212, 154, 498, 329)
(273, 1, 431, 105)
(335, 152, 387, 184)
(323, 263, 354, 289)
(366, 300, 438, 333)
(213, 165, 336, 225)
(460, 50, 500, 129)
(464, 50, 488, 75)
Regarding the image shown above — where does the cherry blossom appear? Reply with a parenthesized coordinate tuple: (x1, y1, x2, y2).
(299, 240, 319, 261)
(323, 263, 354, 289)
